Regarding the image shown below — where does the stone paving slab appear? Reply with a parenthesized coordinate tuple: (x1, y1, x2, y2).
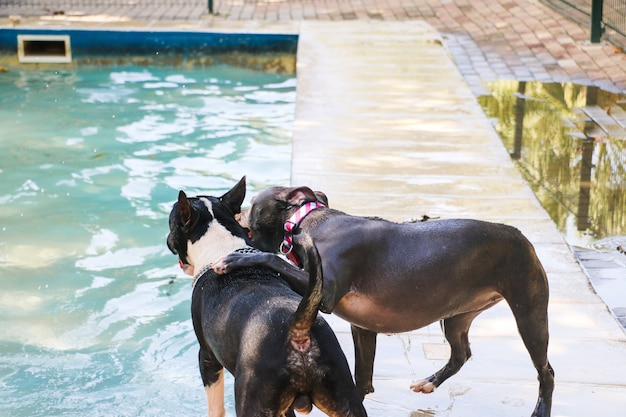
(574, 247, 626, 329)
(293, 20, 626, 417)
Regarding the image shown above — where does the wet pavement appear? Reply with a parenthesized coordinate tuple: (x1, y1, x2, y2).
(2, 1, 626, 416)
(574, 245, 626, 329)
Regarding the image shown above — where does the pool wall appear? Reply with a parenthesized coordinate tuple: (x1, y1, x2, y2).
(0, 28, 298, 56)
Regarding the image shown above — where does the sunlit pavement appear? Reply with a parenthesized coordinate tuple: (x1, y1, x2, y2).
(2, 2, 626, 416)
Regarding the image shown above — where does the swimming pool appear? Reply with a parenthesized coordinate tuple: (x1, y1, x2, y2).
(0, 32, 296, 416)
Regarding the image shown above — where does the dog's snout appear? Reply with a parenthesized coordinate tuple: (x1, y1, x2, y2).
(166, 236, 178, 255)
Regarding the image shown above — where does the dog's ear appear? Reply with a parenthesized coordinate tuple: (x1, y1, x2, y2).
(314, 191, 329, 207)
(177, 190, 198, 231)
(287, 186, 319, 207)
(220, 176, 247, 215)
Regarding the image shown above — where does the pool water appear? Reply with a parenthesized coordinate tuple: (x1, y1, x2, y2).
(0, 64, 295, 416)
(478, 81, 626, 248)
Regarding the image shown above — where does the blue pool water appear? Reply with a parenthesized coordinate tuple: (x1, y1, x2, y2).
(0, 64, 295, 416)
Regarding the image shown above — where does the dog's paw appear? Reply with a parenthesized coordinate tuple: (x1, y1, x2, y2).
(211, 257, 229, 275)
(410, 380, 436, 394)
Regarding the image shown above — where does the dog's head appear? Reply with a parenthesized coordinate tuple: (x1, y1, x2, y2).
(239, 185, 328, 253)
(167, 176, 251, 276)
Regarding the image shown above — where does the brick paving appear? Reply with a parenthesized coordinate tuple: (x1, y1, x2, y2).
(3, 0, 625, 94)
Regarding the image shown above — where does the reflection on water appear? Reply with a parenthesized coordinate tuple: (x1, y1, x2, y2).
(0, 64, 294, 416)
(478, 81, 626, 246)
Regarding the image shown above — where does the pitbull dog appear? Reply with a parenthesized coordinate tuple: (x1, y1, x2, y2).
(213, 185, 554, 417)
(166, 177, 367, 417)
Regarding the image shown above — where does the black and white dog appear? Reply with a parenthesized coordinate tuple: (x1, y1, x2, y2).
(166, 177, 367, 417)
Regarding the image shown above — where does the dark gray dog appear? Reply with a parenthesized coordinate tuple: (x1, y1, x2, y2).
(214, 184, 554, 417)
(167, 178, 367, 417)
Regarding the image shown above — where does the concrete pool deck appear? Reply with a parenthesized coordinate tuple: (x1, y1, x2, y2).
(1, 12, 625, 417)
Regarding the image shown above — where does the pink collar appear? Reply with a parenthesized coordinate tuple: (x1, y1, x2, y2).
(280, 201, 325, 266)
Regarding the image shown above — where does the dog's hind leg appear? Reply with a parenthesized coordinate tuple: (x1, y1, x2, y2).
(411, 309, 486, 393)
(351, 325, 377, 398)
(199, 348, 226, 417)
(506, 271, 554, 417)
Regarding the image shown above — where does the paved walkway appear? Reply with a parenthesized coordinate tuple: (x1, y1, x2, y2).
(2, 0, 626, 94)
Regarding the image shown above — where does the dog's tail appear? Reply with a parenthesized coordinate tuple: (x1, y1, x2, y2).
(288, 235, 323, 353)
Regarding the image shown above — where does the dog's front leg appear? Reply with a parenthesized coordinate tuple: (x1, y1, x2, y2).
(213, 252, 309, 296)
(199, 348, 226, 417)
(351, 325, 377, 398)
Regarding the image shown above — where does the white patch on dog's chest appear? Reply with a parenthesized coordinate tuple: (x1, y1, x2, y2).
(186, 198, 248, 270)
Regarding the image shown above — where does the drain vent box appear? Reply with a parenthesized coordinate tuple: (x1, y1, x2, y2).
(17, 35, 72, 64)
